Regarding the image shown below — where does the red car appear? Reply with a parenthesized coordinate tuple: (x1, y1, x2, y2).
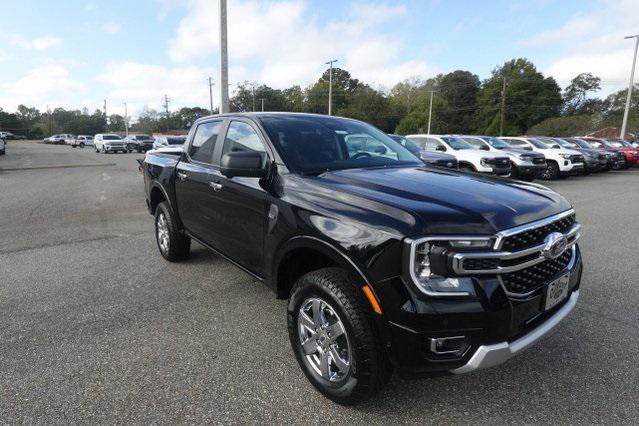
(607, 140, 638, 167)
(580, 137, 635, 169)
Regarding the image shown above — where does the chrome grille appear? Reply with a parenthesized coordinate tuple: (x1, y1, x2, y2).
(570, 154, 584, 163)
(500, 249, 572, 295)
(501, 214, 576, 251)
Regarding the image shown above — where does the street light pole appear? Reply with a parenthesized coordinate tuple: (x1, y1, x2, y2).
(208, 76, 215, 115)
(621, 34, 639, 140)
(218, 0, 229, 114)
(260, 98, 265, 112)
(123, 102, 128, 137)
(325, 59, 338, 115)
(427, 90, 434, 134)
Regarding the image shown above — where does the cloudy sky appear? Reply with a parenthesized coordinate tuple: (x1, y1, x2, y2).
(1, 0, 637, 117)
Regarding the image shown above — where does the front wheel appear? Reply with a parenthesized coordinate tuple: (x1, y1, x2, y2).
(154, 201, 191, 261)
(540, 161, 560, 180)
(79, 142, 85, 148)
(287, 268, 391, 405)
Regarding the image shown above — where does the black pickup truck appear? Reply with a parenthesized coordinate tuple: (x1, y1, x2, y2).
(142, 113, 582, 405)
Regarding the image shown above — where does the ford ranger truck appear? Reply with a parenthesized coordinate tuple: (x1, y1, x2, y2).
(141, 113, 583, 405)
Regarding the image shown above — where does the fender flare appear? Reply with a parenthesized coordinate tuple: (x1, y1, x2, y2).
(272, 235, 372, 297)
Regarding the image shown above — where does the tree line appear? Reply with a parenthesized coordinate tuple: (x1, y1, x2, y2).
(1, 57, 637, 139)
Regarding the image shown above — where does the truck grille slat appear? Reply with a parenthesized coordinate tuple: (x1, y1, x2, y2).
(500, 250, 572, 294)
(501, 214, 576, 252)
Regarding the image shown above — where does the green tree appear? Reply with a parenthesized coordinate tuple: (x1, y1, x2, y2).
(563, 73, 601, 115)
(437, 70, 480, 133)
(473, 58, 562, 135)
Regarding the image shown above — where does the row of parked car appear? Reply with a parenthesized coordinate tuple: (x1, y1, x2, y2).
(388, 134, 638, 181)
(42, 133, 187, 153)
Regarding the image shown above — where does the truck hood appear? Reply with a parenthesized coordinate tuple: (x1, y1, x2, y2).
(313, 166, 571, 235)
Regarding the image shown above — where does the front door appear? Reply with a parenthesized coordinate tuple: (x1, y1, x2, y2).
(203, 119, 270, 275)
(174, 119, 225, 244)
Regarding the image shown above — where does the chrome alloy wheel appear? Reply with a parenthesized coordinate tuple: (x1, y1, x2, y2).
(298, 298, 351, 382)
(156, 212, 170, 254)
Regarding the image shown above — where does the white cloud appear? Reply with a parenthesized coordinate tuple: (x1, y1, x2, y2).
(3, 35, 63, 51)
(167, 0, 435, 89)
(525, 0, 639, 93)
(95, 61, 249, 116)
(1, 65, 85, 110)
(102, 22, 122, 34)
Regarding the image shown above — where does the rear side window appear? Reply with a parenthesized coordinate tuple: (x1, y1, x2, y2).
(189, 120, 223, 164)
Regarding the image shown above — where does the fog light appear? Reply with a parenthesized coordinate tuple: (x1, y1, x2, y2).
(429, 336, 470, 356)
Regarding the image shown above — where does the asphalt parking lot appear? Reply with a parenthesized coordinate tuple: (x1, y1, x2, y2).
(1, 140, 638, 423)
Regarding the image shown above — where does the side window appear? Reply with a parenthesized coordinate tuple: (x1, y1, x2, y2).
(189, 120, 223, 164)
(222, 121, 268, 164)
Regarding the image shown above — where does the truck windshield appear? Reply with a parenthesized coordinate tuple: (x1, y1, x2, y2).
(441, 136, 473, 150)
(260, 116, 421, 174)
(103, 135, 121, 140)
(483, 137, 512, 149)
(167, 137, 186, 145)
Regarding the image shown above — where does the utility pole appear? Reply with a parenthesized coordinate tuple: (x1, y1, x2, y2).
(103, 99, 108, 129)
(218, 0, 229, 113)
(123, 102, 129, 137)
(47, 105, 51, 136)
(325, 59, 338, 115)
(163, 95, 171, 132)
(208, 76, 215, 114)
(427, 90, 434, 134)
(621, 34, 639, 140)
(252, 84, 256, 112)
(260, 98, 265, 112)
(500, 76, 507, 136)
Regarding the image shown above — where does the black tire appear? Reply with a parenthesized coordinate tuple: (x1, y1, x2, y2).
(79, 142, 85, 148)
(0, 149, 5, 155)
(540, 161, 560, 180)
(71, 145, 76, 148)
(137, 147, 142, 153)
(459, 163, 475, 173)
(287, 267, 391, 405)
(154, 201, 190, 262)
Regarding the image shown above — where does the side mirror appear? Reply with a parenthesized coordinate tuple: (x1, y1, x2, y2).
(435, 145, 446, 152)
(373, 146, 387, 155)
(221, 151, 267, 178)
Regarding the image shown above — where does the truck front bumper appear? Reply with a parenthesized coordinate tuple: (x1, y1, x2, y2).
(451, 290, 578, 374)
(377, 245, 582, 377)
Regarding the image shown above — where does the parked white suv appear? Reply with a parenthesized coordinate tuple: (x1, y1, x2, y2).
(500, 137, 584, 180)
(45, 134, 74, 145)
(68, 135, 93, 148)
(406, 134, 511, 175)
(94, 134, 128, 153)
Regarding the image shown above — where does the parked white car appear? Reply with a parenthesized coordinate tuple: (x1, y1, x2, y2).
(94, 133, 128, 153)
(0, 137, 5, 155)
(499, 137, 584, 180)
(68, 135, 94, 148)
(406, 134, 511, 175)
(45, 134, 74, 145)
(152, 135, 187, 150)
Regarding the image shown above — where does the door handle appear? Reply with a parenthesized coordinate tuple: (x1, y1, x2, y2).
(209, 182, 223, 191)
(177, 172, 188, 181)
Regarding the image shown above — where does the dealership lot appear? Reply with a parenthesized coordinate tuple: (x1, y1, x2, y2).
(1, 141, 638, 423)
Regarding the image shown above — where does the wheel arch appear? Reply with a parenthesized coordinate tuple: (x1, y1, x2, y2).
(272, 236, 371, 300)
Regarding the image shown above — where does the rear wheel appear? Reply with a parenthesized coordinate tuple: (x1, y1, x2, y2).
(287, 267, 391, 405)
(79, 142, 85, 148)
(540, 161, 560, 180)
(154, 201, 190, 262)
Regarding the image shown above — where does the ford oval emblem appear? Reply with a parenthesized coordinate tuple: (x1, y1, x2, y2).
(541, 232, 568, 259)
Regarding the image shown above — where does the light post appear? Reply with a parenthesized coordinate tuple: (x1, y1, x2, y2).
(218, 0, 229, 113)
(123, 102, 128, 137)
(621, 34, 639, 140)
(325, 59, 338, 115)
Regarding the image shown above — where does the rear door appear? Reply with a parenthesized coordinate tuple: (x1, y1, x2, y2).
(201, 119, 271, 275)
(174, 119, 225, 244)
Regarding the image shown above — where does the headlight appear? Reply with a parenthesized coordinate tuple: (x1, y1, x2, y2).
(559, 154, 572, 159)
(480, 158, 490, 166)
(519, 154, 532, 161)
(411, 239, 492, 296)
